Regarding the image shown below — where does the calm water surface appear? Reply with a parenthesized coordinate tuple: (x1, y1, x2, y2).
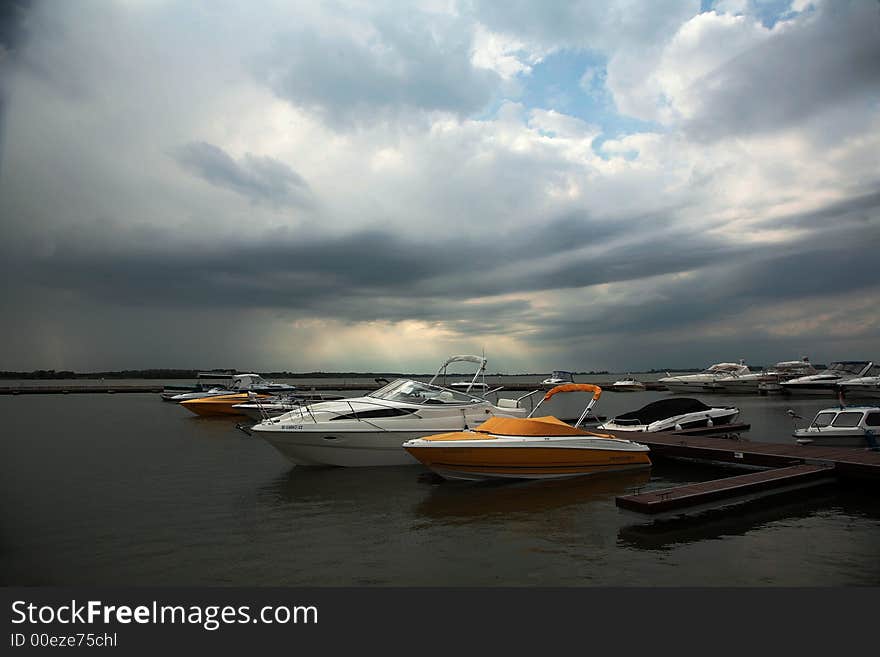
(2, 387, 879, 586)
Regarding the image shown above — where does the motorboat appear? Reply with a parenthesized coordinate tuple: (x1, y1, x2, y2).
(542, 370, 575, 387)
(596, 398, 739, 433)
(250, 355, 534, 467)
(611, 375, 646, 392)
(402, 384, 651, 481)
(715, 358, 817, 394)
(658, 361, 750, 393)
(780, 361, 874, 396)
(838, 365, 880, 399)
(180, 392, 273, 416)
(792, 405, 880, 448)
(160, 370, 236, 401)
(233, 391, 345, 421)
(168, 373, 296, 402)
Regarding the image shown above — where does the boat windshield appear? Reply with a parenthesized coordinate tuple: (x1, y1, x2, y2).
(550, 371, 574, 381)
(707, 364, 742, 373)
(827, 362, 869, 375)
(368, 379, 480, 405)
(811, 412, 836, 428)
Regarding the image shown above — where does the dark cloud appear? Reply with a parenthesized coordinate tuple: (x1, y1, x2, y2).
(174, 141, 312, 208)
(683, 1, 880, 140)
(252, 14, 500, 127)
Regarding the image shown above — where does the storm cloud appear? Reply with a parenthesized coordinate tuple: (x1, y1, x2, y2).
(0, 0, 877, 373)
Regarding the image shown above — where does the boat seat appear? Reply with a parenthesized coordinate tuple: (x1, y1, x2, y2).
(496, 398, 520, 409)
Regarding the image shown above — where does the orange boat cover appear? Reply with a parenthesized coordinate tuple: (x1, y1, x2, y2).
(543, 383, 602, 401)
(475, 415, 590, 437)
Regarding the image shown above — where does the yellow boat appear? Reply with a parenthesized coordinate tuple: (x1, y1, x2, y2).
(403, 384, 651, 481)
(180, 393, 271, 417)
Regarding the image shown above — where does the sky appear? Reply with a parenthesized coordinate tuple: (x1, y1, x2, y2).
(0, 0, 878, 374)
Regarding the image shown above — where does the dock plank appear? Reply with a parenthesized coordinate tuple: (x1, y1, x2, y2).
(616, 463, 836, 514)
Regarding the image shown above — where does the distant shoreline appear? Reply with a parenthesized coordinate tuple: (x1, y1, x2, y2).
(0, 368, 700, 380)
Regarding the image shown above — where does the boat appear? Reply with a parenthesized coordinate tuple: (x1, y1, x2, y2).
(611, 375, 646, 392)
(837, 364, 880, 399)
(596, 398, 739, 432)
(542, 370, 575, 387)
(168, 373, 296, 402)
(658, 361, 750, 393)
(715, 358, 817, 394)
(233, 391, 345, 421)
(792, 405, 880, 448)
(159, 370, 236, 401)
(180, 391, 273, 416)
(402, 384, 651, 481)
(250, 355, 533, 467)
(780, 361, 874, 396)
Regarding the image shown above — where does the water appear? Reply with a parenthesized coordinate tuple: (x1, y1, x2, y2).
(2, 385, 879, 586)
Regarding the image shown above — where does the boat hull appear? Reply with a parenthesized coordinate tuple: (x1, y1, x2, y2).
(180, 394, 269, 416)
(404, 440, 651, 481)
(794, 430, 877, 448)
(258, 430, 426, 466)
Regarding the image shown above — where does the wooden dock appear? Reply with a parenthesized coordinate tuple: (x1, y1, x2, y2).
(612, 430, 880, 514)
(616, 464, 837, 514)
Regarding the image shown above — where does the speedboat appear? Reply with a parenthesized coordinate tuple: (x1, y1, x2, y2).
(658, 361, 750, 393)
(160, 370, 236, 401)
(716, 358, 817, 394)
(169, 373, 296, 402)
(542, 370, 575, 387)
(793, 405, 880, 448)
(180, 392, 273, 416)
(233, 392, 345, 421)
(611, 375, 645, 392)
(596, 398, 739, 432)
(837, 364, 880, 399)
(402, 384, 651, 481)
(780, 361, 874, 396)
(250, 355, 531, 467)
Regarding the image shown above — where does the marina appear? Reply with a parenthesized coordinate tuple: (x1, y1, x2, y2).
(2, 375, 879, 586)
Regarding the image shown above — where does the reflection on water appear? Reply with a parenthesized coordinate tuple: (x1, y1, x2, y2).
(618, 487, 842, 551)
(414, 471, 651, 523)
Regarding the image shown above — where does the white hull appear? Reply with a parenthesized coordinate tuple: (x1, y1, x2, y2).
(661, 380, 725, 393)
(794, 431, 875, 448)
(260, 430, 424, 466)
(251, 382, 526, 467)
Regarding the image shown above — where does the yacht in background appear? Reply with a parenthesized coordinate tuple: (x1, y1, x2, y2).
(780, 361, 874, 396)
(658, 361, 750, 393)
(542, 370, 575, 387)
(838, 364, 880, 399)
(716, 358, 817, 394)
(611, 375, 646, 392)
(160, 370, 236, 401)
(168, 373, 296, 402)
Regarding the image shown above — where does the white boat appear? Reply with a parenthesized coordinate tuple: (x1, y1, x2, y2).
(168, 373, 295, 402)
(793, 405, 880, 448)
(159, 370, 236, 401)
(402, 384, 651, 481)
(611, 375, 645, 392)
(780, 361, 874, 396)
(250, 355, 533, 467)
(542, 370, 575, 387)
(838, 365, 880, 399)
(715, 358, 817, 394)
(658, 361, 750, 393)
(233, 392, 345, 421)
(597, 398, 739, 433)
